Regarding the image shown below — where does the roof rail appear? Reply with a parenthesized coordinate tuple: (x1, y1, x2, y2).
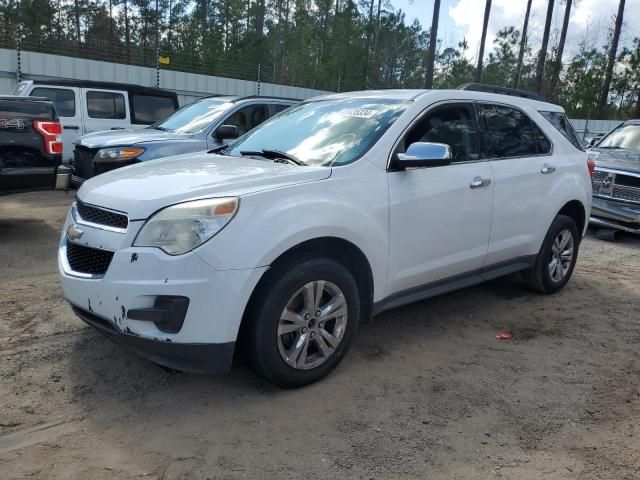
(231, 95, 301, 103)
(457, 83, 547, 102)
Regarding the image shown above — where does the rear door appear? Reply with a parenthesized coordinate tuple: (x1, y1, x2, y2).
(30, 86, 81, 161)
(479, 103, 554, 266)
(81, 88, 131, 135)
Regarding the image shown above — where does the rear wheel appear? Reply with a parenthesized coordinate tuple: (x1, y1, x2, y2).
(523, 214, 580, 294)
(245, 256, 360, 388)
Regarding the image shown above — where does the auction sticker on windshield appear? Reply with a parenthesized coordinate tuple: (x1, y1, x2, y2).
(342, 108, 376, 119)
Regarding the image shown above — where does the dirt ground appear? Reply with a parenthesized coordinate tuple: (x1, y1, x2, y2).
(1, 191, 639, 480)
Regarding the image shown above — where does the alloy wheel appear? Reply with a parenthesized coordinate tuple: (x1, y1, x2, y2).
(277, 280, 348, 370)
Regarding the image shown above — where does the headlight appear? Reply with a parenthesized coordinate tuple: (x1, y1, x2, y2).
(94, 147, 145, 163)
(133, 198, 239, 255)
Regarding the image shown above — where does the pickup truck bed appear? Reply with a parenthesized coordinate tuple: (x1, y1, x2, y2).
(0, 95, 70, 195)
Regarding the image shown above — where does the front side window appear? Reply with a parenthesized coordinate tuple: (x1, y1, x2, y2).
(131, 95, 176, 124)
(540, 111, 583, 151)
(31, 87, 75, 117)
(86, 91, 126, 119)
(223, 104, 269, 136)
(480, 104, 537, 158)
(153, 99, 230, 133)
(596, 123, 640, 151)
(226, 98, 408, 167)
(397, 104, 480, 162)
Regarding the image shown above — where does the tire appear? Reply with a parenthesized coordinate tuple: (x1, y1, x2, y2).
(244, 255, 360, 388)
(523, 214, 580, 294)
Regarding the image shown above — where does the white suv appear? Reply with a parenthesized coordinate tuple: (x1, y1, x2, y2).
(58, 86, 592, 387)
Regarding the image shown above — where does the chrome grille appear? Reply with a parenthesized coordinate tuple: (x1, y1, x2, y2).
(76, 200, 128, 230)
(592, 169, 640, 204)
(66, 243, 114, 275)
(612, 185, 640, 203)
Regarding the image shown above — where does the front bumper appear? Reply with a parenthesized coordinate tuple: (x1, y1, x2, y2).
(55, 165, 71, 190)
(590, 196, 640, 234)
(58, 208, 268, 372)
(71, 304, 235, 373)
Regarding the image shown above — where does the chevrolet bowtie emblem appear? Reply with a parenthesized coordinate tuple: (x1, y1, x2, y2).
(67, 224, 84, 241)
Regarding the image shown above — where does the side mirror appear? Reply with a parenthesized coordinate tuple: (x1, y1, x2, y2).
(589, 137, 597, 147)
(214, 124, 239, 140)
(395, 142, 452, 168)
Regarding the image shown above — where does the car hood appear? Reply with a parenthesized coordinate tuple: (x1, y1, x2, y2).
(591, 147, 640, 173)
(76, 128, 193, 148)
(77, 152, 332, 219)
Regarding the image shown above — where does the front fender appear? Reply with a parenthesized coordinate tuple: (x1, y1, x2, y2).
(196, 164, 390, 301)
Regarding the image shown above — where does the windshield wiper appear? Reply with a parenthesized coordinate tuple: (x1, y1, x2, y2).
(240, 149, 305, 166)
(152, 126, 171, 131)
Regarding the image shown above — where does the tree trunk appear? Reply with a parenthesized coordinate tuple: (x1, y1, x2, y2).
(74, 0, 81, 44)
(534, 0, 555, 94)
(599, 0, 626, 110)
(424, 0, 441, 89)
(124, 0, 130, 61)
(364, 0, 375, 86)
(168, 0, 173, 49)
(256, 0, 265, 37)
(513, 0, 532, 88)
(550, 0, 572, 99)
(475, 0, 491, 82)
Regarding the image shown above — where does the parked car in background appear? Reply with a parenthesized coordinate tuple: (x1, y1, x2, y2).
(1, 95, 70, 195)
(70, 95, 297, 184)
(589, 119, 640, 234)
(58, 85, 592, 387)
(12, 80, 179, 162)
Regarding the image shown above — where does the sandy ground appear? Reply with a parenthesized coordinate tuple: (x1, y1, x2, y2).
(1, 191, 639, 480)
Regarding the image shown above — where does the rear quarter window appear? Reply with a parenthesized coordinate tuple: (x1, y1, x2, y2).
(540, 111, 584, 151)
(131, 94, 176, 124)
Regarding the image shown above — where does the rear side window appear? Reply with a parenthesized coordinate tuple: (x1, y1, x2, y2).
(31, 87, 75, 117)
(86, 91, 126, 119)
(540, 111, 584, 151)
(480, 104, 537, 158)
(131, 94, 176, 124)
(532, 122, 552, 154)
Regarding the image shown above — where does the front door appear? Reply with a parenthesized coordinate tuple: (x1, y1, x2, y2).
(30, 86, 81, 162)
(387, 103, 494, 295)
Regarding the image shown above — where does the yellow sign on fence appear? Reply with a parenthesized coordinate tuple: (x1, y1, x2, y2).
(158, 56, 171, 65)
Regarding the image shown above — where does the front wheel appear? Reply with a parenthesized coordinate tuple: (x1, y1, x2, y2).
(244, 256, 360, 388)
(523, 214, 580, 294)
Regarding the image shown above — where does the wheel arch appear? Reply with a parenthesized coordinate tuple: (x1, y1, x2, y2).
(237, 236, 375, 348)
(556, 199, 587, 237)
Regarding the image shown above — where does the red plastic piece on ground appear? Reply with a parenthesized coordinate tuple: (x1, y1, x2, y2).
(496, 331, 512, 340)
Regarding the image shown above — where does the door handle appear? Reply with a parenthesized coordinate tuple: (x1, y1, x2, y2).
(64, 125, 79, 130)
(541, 164, 556, 174)
(470, 177, 491, 189)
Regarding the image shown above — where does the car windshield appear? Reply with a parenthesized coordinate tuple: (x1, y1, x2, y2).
(226, 98, 409, 166)
(153, 98, 231, 134)
(597, 124, 640, 151)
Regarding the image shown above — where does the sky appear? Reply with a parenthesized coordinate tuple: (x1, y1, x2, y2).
(391, 0, 640, 62)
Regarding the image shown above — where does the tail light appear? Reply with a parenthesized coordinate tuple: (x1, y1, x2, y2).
(587, 158, 595, 179)
(586, 150, 599, 180)
(33, 120, 63, 155)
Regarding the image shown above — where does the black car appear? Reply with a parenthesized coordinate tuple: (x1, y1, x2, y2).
(589, 119, 640, 234)
(0, 95, 70, 195)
